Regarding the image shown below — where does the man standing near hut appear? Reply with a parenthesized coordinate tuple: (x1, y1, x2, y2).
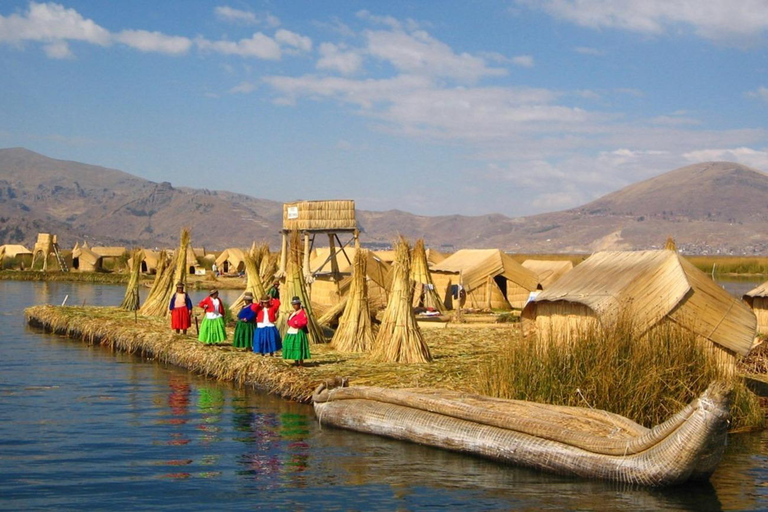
(233, 292, 255, 350)
(283, 296, 310, 367)
(169, 282, 192, 335)
(198, 289, 227, 344)
(252, 295, 281, 356)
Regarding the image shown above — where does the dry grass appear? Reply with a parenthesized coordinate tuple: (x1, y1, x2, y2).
(0, 270, 129, 284)
(332, 249, 375, 352)
(686, 255, 768, 276)
(120, 248, 143, 311)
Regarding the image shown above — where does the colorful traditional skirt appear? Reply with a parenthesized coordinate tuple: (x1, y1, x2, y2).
(199, 316, 226, 344)
(282, 330, 310, 361)
(233, 321, 255, 349)
(254, 326, 282, 354)
(171, 307, 191, 330)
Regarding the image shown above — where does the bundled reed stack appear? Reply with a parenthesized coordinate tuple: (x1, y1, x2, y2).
(139, 228, 189, 317)
(279, 231, 325, 343)
(411, 239, 446, 313)
(332, 249, 375, 352)
(259, 244, 278, 287)
(373, 238, 432, 363)
(120, 248, 144, 311)
(665, 237, 677, 251)
(230, 244, 268, 314)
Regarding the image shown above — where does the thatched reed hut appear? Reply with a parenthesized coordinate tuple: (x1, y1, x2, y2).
(215, 248, 248, 274)
(744, 281, 768, 335)
(72, 242, 102, 272)
(282, 199, 356, 232)
(129, 249, 162, 274)
(522, 249, 757, 362)
(522, 259, 574, 289)
(308, 247, 391, 308)
(431, 249, 539, 310)
(0, 244, 33, 269)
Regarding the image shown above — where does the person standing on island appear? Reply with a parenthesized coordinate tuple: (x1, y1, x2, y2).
(267, 280, 280, 300)
(252, 295, 281, 356)
(283, 296, 310, 367)
(198, 289, 226, 345)
(169, 282, 192, 335)
(233, 292, 255, 350)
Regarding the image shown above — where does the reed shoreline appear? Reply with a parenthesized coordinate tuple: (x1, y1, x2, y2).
(25, 305, 515, 403)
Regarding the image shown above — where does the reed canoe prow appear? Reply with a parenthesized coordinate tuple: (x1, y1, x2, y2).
(312, 380, 732, 487)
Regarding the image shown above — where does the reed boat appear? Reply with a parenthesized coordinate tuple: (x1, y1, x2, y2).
(313, 379, 732, 487)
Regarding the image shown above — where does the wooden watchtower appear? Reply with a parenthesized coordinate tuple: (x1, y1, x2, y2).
(279, 200, 359, 285)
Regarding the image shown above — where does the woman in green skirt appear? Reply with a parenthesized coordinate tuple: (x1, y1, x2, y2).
(233, 292, 255, 349)
(198, 289, 227, 344)
(283, 296, 310, 366)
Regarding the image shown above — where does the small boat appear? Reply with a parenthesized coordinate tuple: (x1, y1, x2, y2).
(313, 379, 731, 487)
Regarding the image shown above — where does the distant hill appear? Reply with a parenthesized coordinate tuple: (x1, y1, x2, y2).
(1, 148, 767, 254)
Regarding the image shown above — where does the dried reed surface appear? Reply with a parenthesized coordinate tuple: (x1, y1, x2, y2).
(120, 248, 143, 311)
(140, 229, 189, 317)
(317, 298, 347, 327)
(259, 245, 278, 287)
(230, 245, 267, 314)
(282, 200, 356, 231)
(687, 255, 768, 276)
(332, 249, 375, 352)
(278, 231, 325, 343)
(26, 305, 517, 402)
(474, 314, 764, 432)
(411, 239, 445, 313)
(373, 238, 432, 363)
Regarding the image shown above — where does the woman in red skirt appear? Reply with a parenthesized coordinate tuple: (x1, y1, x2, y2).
(168, 282, 193, 334)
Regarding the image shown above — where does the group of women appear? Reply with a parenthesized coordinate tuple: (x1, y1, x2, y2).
(168, 283, 311, 366)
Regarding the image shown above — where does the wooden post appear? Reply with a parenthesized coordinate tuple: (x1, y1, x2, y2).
(328, 233, 341, 300)
(354, 229, 360, 249)
(279, 231, 288, 277)
(303, 231, 311, 275)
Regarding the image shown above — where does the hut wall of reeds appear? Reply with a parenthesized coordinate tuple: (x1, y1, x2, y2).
(0, 244, 33, 269)
(129, 249, 162, 274)
(744, 281, 768, 335)
(432, 249, 539, 310)
(522, 250, 757, 362)
(308, 247, 391, 308)
(282, 200, 356, 231)
(521, 259, 574, 289)
(72, 243, 103, 272)
(215, 248, 247, 274)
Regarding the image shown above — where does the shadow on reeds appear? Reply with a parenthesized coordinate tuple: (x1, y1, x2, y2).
(473, 311, 765, 431)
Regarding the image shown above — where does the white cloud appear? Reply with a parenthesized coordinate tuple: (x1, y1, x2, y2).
(316, 42, 363, 74)
(521, 0, 768, 42)
(356, 10, 403, 30)
(574, 46, 606, 56)
(683, 147, 768, 169)
(275, 28, 312, 52)
(42, 39, 72, 58)
(196, 33, 281, 59)
(214, 6, 280, 27)
(512, 55, 534, 67)
(0, 2, 111, 46)
(229, 81, 257, 94)
(746, 86, 768, 102)
(115, 30, 192, 55)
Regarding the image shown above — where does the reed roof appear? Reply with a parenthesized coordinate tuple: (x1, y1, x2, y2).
(432, 249, 539, 293)
(215, 248, 248, 267)
(73, 245, 102, 265)
(91, 246, 128, 258)
(310, 247, 392, 289)
(0, 244, 32, 257)
(528, 250, 756, 356)
(744, 281, 768, 299)
(522, 259, 574, 288)
(283, 200, 356, 231)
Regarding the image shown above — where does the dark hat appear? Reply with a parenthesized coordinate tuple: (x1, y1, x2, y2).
(260, 294, 271, 302)
(209, 288, 218, 295)
(291, 296, 302, 305)
(243, 292, 254, 301)
(175, 282, 184, 288)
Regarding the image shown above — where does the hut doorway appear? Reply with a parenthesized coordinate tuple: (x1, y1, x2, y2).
(189, 265, 195, 274)
(494, 275, 508, 302)
(72, 257, 80, 270)
(141, 261, 148, 273)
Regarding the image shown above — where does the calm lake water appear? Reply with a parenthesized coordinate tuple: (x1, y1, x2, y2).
(2, 279, 768, 511)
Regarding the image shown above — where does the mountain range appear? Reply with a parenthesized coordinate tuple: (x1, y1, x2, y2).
(1, 147, 767, 255)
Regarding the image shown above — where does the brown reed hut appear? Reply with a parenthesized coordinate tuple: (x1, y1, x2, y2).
(308, 247, 391, 308)
(215, 248, 248, 274)
(521, 259, 574, 289)
(431, 249, 539, 310)
(72, 242, 102, 272)
(744, 281, 768, 335)
(0, 244, 33, 269)
(129, 249, 162, 274)
(522, 249, 757, 361)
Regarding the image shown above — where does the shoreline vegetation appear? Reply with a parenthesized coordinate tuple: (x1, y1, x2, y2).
(25, 304, 766, 432)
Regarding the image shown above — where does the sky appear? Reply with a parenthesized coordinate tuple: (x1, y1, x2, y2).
(2, 1, 768, 217)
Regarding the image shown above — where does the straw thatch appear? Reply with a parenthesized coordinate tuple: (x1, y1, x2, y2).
(139, 229, 189, 317)
(230, 245, 268, 314)
(744, 281, 768, 335)
(92, 246, 128, 258)
(215, 248, 248, 274)
(278, 231, 325, 343)
(521, 259, 574, 289)
(0, 244, 32, 257)
(283, 200, 356, 231)
(120, 248, 143, 311)
(259, 245, 279, 287)
(522, 249, 757, 358)
(411, 239, 446, 313)
(665, 237, 677, 251)
(309, 247, 392, 309)
(317, 298, 348, 328)
(432, 249, 539, 310)
(129, 249, 162, 274)
(332, 249, 376, 352)
(373, 238, 431, 363)
(71, 243, 102, 272)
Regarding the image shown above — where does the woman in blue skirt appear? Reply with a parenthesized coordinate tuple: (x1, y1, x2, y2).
(252, 295, 281, 356)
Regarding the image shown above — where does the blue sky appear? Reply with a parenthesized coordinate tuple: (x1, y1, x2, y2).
(2, 1, 768, 216)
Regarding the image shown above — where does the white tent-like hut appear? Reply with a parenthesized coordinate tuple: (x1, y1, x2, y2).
(215, 248, 248, 274)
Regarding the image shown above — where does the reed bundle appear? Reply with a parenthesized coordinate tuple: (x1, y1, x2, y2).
(230, 245, 267, 314)
(259, 244, 278, 286)
(373, 238, 432, 363)
(120, 248, 144, 311)
(411, 239, 446, 313)
(282, 200, 356, 231)
(139, 228, 189, 317)
(332, 249, 375, 352)
(317, 298, 348, 328)
(665, 237, 676, 251)
(278, 231, 326, 343)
